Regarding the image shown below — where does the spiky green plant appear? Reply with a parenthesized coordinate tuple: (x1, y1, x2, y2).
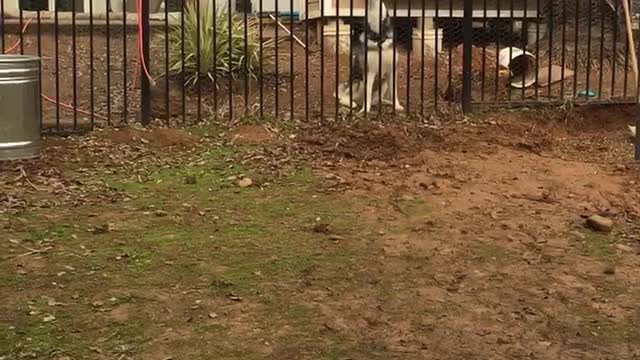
(167, 1, 277, 86)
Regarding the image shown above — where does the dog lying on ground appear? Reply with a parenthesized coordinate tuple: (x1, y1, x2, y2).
(333, 0, 403, 114)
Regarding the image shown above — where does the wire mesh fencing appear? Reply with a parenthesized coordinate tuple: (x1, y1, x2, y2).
(0, 0, 638, 132)
(471, 0, 640, 105)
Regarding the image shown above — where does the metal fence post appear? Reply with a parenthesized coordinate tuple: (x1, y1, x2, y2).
(462, 0, 473, 113)
(636, 111, 640, 161)
(141, 0, 152, 126)
(637, 34, 640, 161)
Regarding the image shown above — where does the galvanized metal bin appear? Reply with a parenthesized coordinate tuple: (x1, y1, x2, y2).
(0, 55, 41, 161)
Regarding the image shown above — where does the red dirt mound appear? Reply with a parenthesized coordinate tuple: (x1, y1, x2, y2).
(298, 122, 444, 161)
(230, 124, 275, 145)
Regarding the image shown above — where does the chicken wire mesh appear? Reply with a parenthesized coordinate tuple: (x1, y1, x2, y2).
(468, 0, 638, 102)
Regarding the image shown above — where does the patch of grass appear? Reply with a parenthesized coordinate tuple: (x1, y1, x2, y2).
(19, 223, 76, 243)
(390, 196, 432, 219)
(0, 271, 21, 288)
(1, 147, 367, 358)
(470, 241, 511, 265)
(577, 315, 640, 346)
(579, 232, 613, 260)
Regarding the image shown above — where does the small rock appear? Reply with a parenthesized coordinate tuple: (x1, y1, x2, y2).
(603, 264, 616, 275)
(90, 224, 111, 234)
(42, 314, 56, 323)
(155, 210, 168, 217)
(238, 177, 253, 188)
(184, 175, 197, 185)
(615, 244, 633, 253)
(614, 164, 627, 172)
(312, 223, 331, 234)
(208, 312, 218, 319)
(432, 179, 452, 190)
(586, 215, 613, 233)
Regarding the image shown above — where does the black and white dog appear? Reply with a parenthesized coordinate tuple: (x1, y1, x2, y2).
(334, 0, 404, 114)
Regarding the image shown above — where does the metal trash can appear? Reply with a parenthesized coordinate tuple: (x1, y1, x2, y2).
(0, 55, 41, 160)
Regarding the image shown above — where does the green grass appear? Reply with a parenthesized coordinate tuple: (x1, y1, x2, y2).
(579, 231, 613, 260)
(0, 145, 365, 359)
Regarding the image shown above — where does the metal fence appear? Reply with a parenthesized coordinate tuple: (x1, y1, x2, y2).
(0, 0, 638, 132)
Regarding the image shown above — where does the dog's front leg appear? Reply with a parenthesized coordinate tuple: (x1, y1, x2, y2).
(380, 77, 394, 106)
(358, 72, 377, 114)
(392, 73, 404, 112)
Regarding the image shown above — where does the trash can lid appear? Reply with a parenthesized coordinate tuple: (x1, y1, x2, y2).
(0, 54, 41, 63)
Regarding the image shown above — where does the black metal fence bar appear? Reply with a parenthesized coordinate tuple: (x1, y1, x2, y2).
(124, 0, 129, 123)
(90, 0, 94, 128)
(163, 0, 168, 123)
(55, 0, 61, 128)
(195, 0, 201, 122)
(1, 0, 4, 52)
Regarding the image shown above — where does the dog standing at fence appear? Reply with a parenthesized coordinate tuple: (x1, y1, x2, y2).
(333, 0, 403, 114)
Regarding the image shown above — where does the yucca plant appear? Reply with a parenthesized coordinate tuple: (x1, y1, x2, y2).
(167, 1, 277, 86)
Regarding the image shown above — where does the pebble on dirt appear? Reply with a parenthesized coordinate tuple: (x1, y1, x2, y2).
(586, 215, 613, 233)
(238, 178, 253, 188)
(603, 264, 616, 275)
(155, 210, 168, 217)
(184, 175, 197, 185)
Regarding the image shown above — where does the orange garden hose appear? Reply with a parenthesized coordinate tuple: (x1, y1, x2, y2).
(135, 0, 155, 87)
(41, 94, 109, 120)
(5, 18, 33, 53)
(6, 4, 155, 123)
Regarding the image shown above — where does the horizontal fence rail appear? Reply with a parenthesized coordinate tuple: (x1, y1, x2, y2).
(0, 0, 638, 132)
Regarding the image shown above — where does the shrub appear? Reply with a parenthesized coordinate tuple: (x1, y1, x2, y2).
(166, 1, 277, 86)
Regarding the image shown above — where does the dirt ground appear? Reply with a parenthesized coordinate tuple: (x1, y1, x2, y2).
(1, 104, 640, 359)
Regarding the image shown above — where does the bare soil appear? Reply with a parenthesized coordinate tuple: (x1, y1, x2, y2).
(2, 104, 640, 359)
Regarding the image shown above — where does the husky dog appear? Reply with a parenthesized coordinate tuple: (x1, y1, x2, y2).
(334, 0, 403, 114)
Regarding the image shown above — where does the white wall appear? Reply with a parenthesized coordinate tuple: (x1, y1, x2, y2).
(251, 0, 299, 14)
